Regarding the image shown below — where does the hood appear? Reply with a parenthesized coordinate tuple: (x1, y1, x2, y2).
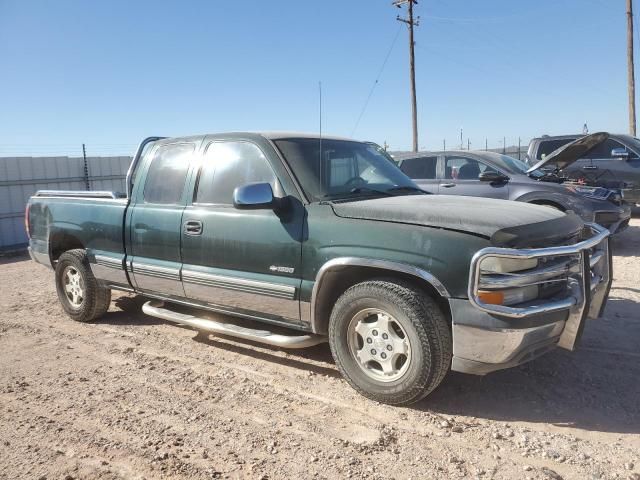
(526, 132, 609, 173)
(331, 195, 585, 247)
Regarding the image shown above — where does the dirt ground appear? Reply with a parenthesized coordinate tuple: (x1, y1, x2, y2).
(1, 220, 639, 480)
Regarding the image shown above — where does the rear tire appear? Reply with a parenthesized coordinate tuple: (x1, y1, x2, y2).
(328, 279, 452, 405)
(55, 249, 111, 322)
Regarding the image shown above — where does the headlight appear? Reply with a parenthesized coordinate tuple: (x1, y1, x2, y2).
(475, 256, 570, 307)
(480, 256, 538, 273)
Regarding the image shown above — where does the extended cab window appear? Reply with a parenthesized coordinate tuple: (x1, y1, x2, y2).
(445, 157, 496, 180)
(196, 141, 278, 205)
(400, 156, 437, 179)
(143, 143, 193, 204)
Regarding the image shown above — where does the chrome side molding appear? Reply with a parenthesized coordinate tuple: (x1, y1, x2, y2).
(142, 300, 326, 349)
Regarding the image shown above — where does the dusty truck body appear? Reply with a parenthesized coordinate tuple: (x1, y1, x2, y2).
(27, 133, 613, 405)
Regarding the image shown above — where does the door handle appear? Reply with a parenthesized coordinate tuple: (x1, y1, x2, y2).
(582, 166, 598, 170)
(440, 183, 456, 188)
(183, 220, 203, 236)
(134, 223, 150, 231)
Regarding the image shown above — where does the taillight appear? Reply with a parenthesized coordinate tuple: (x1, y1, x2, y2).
(24, 203, 31, 238)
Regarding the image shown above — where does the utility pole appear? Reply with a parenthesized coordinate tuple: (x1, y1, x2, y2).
(518, 137, 521, 160)
(628, 0, 636, 135)
(394, 0, 419, 152)
(82, 143, 90, 191)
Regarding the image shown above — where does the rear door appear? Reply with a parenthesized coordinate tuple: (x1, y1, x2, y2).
(180, 139, 305, 324)
(126, 142, 196, 297)
(398, 156, 439, 193)
(441, 155, 509, 199)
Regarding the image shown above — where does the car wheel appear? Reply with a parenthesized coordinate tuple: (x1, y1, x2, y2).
(55, 249, 111, 322)
(328, 279, 452, 405)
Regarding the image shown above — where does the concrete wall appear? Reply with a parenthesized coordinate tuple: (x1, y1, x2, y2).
(0, 156, 132, 251)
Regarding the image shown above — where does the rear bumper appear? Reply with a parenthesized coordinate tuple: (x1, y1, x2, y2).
(28, 242, 52, 269)
(451, 223, 612, 375)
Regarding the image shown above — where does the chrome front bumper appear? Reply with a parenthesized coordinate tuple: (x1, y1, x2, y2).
(451, 223, 612, 375)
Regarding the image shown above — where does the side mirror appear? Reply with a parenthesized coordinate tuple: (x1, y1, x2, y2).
(233, 182, 276, 210)
(611, 148, 629, 159)
(479, 171, 508, 182)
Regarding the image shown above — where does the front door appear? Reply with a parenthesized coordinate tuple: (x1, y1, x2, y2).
(585, 138, 640, 203)
(441, 155, 509, 199)
(180, 140, 304, 324)
(127, 142, 195, 297)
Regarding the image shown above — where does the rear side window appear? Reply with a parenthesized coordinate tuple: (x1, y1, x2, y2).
(537, 139, 574, 159)
(143, 143, 194, 204)
(400, 157, 437, 179)
(196, 141, 278, 205)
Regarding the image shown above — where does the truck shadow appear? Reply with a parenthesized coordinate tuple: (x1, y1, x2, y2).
(103, 294, 640, 435)
(418, 296, 640, 435)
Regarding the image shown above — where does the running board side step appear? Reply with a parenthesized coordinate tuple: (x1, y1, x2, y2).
(142, 300, 327, 349)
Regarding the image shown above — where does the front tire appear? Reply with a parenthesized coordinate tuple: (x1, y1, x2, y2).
(55, 249, 111, 322)
(328, 279, 452, 406)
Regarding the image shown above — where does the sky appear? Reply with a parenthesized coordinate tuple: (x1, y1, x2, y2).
(0, 0, 632, 156)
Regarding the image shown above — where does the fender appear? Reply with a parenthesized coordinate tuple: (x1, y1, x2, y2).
(309, 257, 451, 334)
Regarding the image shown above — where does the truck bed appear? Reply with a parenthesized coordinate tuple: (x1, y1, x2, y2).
(27, 192, 129, 289)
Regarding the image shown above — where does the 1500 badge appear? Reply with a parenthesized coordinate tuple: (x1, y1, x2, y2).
(269, 265, 294, 274)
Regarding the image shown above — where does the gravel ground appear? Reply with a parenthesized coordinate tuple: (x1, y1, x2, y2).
(1, 219, 639, 480)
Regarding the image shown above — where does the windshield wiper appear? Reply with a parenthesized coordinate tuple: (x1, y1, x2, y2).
(348, 186, 394, 197)
(386, 186, 429, 195)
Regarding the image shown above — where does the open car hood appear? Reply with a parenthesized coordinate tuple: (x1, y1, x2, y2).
(526, 132, 610, 173)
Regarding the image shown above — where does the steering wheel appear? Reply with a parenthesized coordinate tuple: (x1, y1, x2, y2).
(345, 176, 366, 186)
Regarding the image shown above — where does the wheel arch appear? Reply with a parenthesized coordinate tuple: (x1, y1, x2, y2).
(49, 229, 86, 264)
(310, 257, 451, 335)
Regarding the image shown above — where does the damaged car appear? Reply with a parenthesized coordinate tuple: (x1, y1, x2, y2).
(397, 133, 631, 234)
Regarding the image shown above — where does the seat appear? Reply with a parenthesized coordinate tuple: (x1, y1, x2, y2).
(458, 162, 481, 180)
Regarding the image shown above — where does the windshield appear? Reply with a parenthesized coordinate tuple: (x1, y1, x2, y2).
(618, 134, 640, 153)
(274, 138, 422, 201)
(485, 154, 530, 174)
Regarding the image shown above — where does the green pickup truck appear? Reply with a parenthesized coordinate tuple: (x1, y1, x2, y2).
(27, 133, 613, 405)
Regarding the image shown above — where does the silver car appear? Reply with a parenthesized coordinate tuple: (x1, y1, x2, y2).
(396, 134, 631, 234)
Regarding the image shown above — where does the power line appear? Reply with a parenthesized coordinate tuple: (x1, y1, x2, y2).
(350, 25, 402, 137)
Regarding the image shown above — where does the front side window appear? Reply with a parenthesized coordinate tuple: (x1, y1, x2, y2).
(196, 141, 278, 205)
(274, 138, 419, 201)
(445, 157, 495, 180)
(400, 156, 437, 179)
(586, 139, 627, 160)
(143, 143, 193, 204)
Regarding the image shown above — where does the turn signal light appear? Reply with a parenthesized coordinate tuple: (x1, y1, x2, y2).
(477, 290, 505, 305)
